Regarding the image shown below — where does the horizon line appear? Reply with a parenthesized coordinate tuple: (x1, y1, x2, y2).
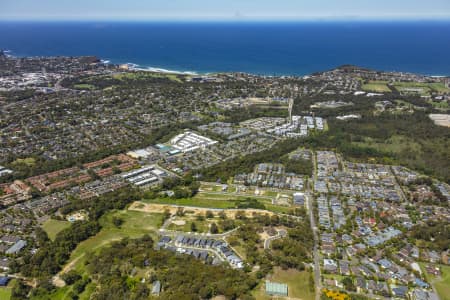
(2, 16, 450, 22)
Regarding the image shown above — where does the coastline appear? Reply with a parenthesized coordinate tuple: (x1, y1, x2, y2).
(3, 49, 450, 78)
(1, 21, 450, 77)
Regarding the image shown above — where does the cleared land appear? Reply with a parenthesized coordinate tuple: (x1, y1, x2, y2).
(0, 287, 12, 300)
(39, 210, 164, 300)
(112, 72, 182, 82)
(429, 82, 450, 93)
(142, 195, 291, 214)
(62, 210, 163, 275)
(429, 114, 450, 127)
(129, 201, 277, 218)
(149, 183, 295, 214)
(73, 83, 95, 90)
(361, 81, 391, 93)
(362, 80, 450, 95)
(42, 219, 71, 241)
(353, 135, 421, 155)
(167, 216, 210, 233)
(393, 82, 450, 96)
(252, 268, 315, 300)
(428, 100, 449, 110)
(11, 157, 36, 167)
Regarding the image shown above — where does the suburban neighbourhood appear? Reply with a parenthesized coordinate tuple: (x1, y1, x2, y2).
(0, 53, 449, 299)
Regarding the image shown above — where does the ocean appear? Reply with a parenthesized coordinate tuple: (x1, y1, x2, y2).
(1, 21, 450, 76)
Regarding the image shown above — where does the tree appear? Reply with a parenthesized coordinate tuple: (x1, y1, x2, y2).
(190, 222, 197, 232)
(176, 207, 185, 217)
(210, 223, 219, 234)
(112, 216, 124, 228)
(235, 211, 247, 220)
(342, 277, 356, 292)
(163, 209, 171, 221)
(205, 210, 214, 218)
(219, 211, 227, 219)
(11, 280, 31, 300)
(62, 270, 82, 285)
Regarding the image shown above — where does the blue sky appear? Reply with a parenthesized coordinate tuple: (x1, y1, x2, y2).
(1, 0, 450, 21)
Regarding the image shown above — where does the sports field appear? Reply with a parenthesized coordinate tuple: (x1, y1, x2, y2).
(361, 81, 391, 92)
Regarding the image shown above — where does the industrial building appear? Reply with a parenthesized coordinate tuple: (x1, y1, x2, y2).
(170, 131, 217, 153)
(122, 165, 168, 187)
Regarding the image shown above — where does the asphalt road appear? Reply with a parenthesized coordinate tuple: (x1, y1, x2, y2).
(264, 229, 287, 249)
(308, 152, 322, 300)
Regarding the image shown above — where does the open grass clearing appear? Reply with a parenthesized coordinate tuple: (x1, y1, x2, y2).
(429, 82, 450, 93)
(434, 265, 450, 300)
(361, 81, 391, 93)
(0, 286, 12, 300)
(353, 134, 421, 155)
(61, 209, 163, 275)
(129, 201, 278, 219)
(145, 196, 236, 209)
(143, 196, 291, 214)
(73, 83, 95, 90)
(30, 286, 71, 300)
(41, 219, 71, 241)
(420, 263, 450, 300)
(12, 157, 36, 167)
(167, 220, 209, 233)
(112, 72, 182, 82)
(428, 100, 449, 110)
(252, 267, 315, 300)
(392, 81, 450, 93)
(391, 81, 450, 95)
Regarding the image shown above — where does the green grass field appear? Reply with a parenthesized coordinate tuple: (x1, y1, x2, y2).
(434, 265, 450, 300)
(146, 197, 236, 209)
(0, 287, 12, 300)
(361, 81, 450, 96)
(361, 81, 392, 93)
(145, 196, 292, 214)
(42, 219, 71, 241)
(428, 100, 449, 110)
(73, 83, 95, 90)
(12, 157, 36, 167)
(252, 268, 315, 300)
(63, 210, 163, 275)
(167, 218, 210, 233)
(30, 286, 71, 300)
(420, 264, 450, 300)
(353, 135, 421, 155)
(429, 82, 450, 93)
(112, 72, 182, 82)
(34, 210, 162, 300)
(392, 81, 450, 96)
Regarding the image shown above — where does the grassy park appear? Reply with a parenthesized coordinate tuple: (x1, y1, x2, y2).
(63, 210, 163, 275)
(32, 210, 165, 300)
(145, 194, 292, 214)
(361, 80, 450, 95)
(42, 219, 72, 241)
(0, 286, 12, 300)
(361, 81, 391, 92)
(112, 71, 182, 82)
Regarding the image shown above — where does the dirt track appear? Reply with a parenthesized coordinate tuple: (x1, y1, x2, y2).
(128, 201, 275, 218)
